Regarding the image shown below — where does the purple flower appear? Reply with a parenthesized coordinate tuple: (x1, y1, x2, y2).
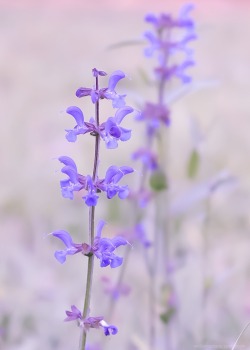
(134, 223, 152, 248)
(64, 305, 118, 336)
(97, 165, 134, 200)
(100, 106, 133, 149)
(92, 220, 128, 268)
(58, 156, 85, 200)
(83, 175, 99, 207)
(136, 102, 170, 135)
(58, 157, 133, 206)
(64, 305, 83, 322)
(144, 5, 196, 84)
(132, 147, 158, 171)
(76, 70, 126, 108)
(99, 320, 118, 336)
(51, 220, 128, 267)
(65, 106, 99, 142)
(50, 230, 91, 264)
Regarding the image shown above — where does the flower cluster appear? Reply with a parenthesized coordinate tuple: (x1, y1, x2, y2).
(50, 68, 135, 347)
(137, 4, 196, 137)
(59, 156, 133, 206)
(64, 305, 117, 336)
(51, 220, 128, 267)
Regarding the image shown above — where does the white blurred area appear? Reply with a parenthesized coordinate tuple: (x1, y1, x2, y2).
(1, 1, 250, 349)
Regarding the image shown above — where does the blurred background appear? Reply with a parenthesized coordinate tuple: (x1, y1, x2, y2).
(1, 0, 250, 349)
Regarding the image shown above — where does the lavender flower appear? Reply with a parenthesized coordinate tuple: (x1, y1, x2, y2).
(132, 147, 159, 171)
(101, 106, 133, 148)
(58, 156, 134, 205)
(144, 4, 196, 84)
(76, 69, 126, 108)
(50, 230, 90, 264)
(65, 105, 133, 148)
(64, 305, 117, 336)
(51, 220, 128, 267)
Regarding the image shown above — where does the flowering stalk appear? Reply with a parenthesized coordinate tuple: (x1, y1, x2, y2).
(80, 72, 100, 350)
(133, 5, 196, 348)
(50, 68, 135, 350)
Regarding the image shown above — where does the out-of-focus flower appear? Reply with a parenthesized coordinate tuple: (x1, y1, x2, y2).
(135, 102, 170, 135)
(101, 276, 131, 300)
(132, 147, 159, 171)
(64, 306, 117, 336)
(144, 4, 196, 84)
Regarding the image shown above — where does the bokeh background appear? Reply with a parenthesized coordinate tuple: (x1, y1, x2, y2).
(1, 0, 250, 349)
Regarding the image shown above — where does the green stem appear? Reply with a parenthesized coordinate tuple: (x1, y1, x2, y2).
(79, 74, 100, 350)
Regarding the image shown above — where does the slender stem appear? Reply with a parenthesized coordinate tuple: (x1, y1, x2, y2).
(79, 74, 100, 350)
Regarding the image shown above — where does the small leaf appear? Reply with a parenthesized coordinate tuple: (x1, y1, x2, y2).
(187, 149, 200, 178)
(149, 170, 168, 192)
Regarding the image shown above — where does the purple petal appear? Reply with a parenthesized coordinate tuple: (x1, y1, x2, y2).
(114, 106, 133, 124)
(92, 68, 107, 77)
(111, 94, 126, 108)
(51, 230, 74, 248)
(108, 70, 125, 91)
(111, 236, 128, 248)
(76, 87, 92, 98)
(119, 127, 131, 141)
(118, 186, 129, 199)
(66, 106, 84, 126)
(64, 305, 82, 321)
(83, 192, 99, 207)
(105, 166, 119, 184)
(96, 220, 106, 238)
(106, 139, 118, 149)
(54, 250, 69, 264)
(65, 130, 77, 142)
(58, 156, 77, 171)
(110, 256, 123, 268)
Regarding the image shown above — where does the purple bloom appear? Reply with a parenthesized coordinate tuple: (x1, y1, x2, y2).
(136, 102, 170, 135)
(58, 157, 134, 206)
(76, 70, 126, 108)
(64, 305, 83, 322)
(134, 223, 152, 248)
(65, 106, 99, 142)
(144, 5, 196, 84)
(100, 106, 133, 149)
(83, 175, 99, 207)
(58, 156, 85, 200)
(99, 320, 118, 336)
(64, 306, 117, 336)
(92, 220, 128, 268)
(132, 147, 158, 171)
(97, 165, 134, 200)
(50, 230, 91, 264)
(51, 220, 128, 268)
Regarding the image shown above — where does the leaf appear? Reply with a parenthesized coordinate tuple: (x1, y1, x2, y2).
(106, 39, 145, 51)
(149, 170, 168, 192)
(187, 149, 200, 178)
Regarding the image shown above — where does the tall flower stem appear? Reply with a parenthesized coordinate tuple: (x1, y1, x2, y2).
(79, 75, 101, 350)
